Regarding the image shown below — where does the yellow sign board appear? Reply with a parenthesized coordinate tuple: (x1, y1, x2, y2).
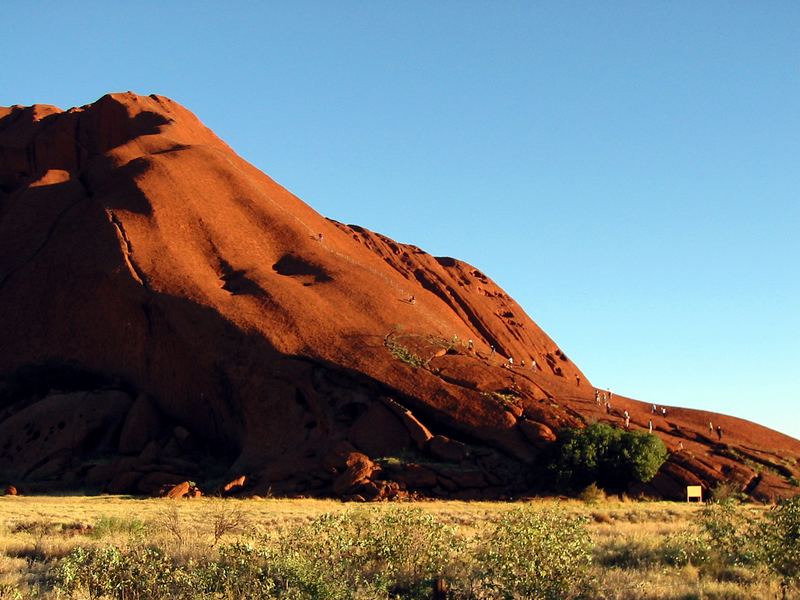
(686, 485, 703, 502)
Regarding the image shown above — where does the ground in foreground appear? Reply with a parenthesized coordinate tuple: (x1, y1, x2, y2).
(0, 495, 796, 599)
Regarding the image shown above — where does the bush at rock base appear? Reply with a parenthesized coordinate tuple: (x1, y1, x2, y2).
(547, 422, 668, 492)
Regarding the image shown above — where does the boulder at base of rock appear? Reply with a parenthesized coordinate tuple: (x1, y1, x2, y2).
(381, 398, 433, 448)
(428, 435, 467, 462)
(519, 419, 557, 449)
(322, 440, 359, 471)
(162, 481, 203, 499)
(222, 475, 248, 494)
(348, 403, 411, 457)
(395, 464, 438, 489)
(332, 452, 378, 495)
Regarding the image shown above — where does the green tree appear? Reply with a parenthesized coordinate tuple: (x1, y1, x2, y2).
(548, 422, 667, 491)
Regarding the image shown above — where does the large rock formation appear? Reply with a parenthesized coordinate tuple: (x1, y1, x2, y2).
(1, 93, 798, 501)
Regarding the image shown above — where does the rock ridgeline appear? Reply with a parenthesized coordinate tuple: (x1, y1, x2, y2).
(1, 93, 798, 501)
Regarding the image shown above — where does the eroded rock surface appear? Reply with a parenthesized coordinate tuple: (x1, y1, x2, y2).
(1, 93, 798, 500)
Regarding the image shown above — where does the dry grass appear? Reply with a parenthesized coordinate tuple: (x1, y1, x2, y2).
(0, 495, 787, 598)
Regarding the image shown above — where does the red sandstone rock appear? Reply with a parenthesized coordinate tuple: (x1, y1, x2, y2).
(222, 475, 248, 494)
(395, 464, 438, 489)
(428, 435, 467, 462)
(518, 420, 557, 449)
(3, 485, 17, 496)
(118, 395, 165, 454)
(0, 92, 798, 501)
(332, 452, 378, 496)
(107, 471, 142, 495)
(164, 481, 191, 499)
(322, 441, 359, 471)
(348, 403, 410, 457)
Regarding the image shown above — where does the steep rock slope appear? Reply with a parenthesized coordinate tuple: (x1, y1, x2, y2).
(0, 93, 797, 500)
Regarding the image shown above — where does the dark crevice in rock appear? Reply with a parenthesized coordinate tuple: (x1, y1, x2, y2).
(107, 210, 150, 289)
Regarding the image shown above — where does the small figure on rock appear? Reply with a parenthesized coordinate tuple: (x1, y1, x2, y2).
(678, 441, 684, 451)
(531, 359, 537, 370)
(508, 357, 514, 368)
(652, 403, 657, 414)
(648, 419, 653, 433)
(490, 345, 495, 356)
(317, 232, 324, 241)
(661, 407, 667, 417)
(595, 389, 600, 404)
(716, 425, 723, 441)
(467, 339, 474, 351)
(408, 295, 415, 304)
(575, 374, 581, 386)
(623, 410, 630, 429)
(520, 359, 525, 367)
(708, 421, 713, 435)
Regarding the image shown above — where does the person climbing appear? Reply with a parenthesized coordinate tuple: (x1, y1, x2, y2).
(467, 339, 474, 351)
(652, 403, 657, 414)
(520, 359, 525, 367)
(508, 357, 514, 368)
(661, 407, 667, 417)
(716, 425, 723, 441)
(490, 345, 495, 356)
(531, 359, 536, 370)
(317, 232, 324, 241)
(623, 410, 630, 429)
(594, 389, 600, 404)
(605, 401, 611, 415)
(708, 421, 713, 435)
(408, 295, 415, 304)
(575, 374, 580, 386)
(648, 419, 653, 433)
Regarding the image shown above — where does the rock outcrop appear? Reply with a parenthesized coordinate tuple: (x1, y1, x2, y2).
(1, 93, 798, 501)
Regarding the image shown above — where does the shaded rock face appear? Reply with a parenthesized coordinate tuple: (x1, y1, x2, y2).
(1, 93, 799, 501)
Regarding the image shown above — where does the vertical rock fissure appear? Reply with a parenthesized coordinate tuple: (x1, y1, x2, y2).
(107, 211, 150, 289)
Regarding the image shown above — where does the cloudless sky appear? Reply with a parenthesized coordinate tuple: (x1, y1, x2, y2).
(2, 2, 798, 439)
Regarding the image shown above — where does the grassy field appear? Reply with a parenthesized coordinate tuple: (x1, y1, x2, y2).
(0, 494, 795, 599)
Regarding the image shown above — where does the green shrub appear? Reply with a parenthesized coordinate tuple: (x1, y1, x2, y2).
(759, 495, 800, 595)
(699, 500, 760, 568)
(384, 337, 427, 368)
(478, 506, 593, 599)
(708, 480, 747, 503)
(660, 529, 711, 567)
(58, 545, 189, 599)
(90, 515, 147, 539)
(548, 423, 667, 491)
(197, 542, 276, 598)
(263, 508, 460, 599)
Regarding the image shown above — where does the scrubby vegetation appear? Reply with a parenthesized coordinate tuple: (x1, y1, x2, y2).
(547, 422, 668, 492)
(384, 334, 427, 368)
(55, 506, 590, 599)
(0, 495, 798, 599)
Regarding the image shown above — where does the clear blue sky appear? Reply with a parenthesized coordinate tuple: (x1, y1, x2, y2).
(3, 3, 798, 439)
